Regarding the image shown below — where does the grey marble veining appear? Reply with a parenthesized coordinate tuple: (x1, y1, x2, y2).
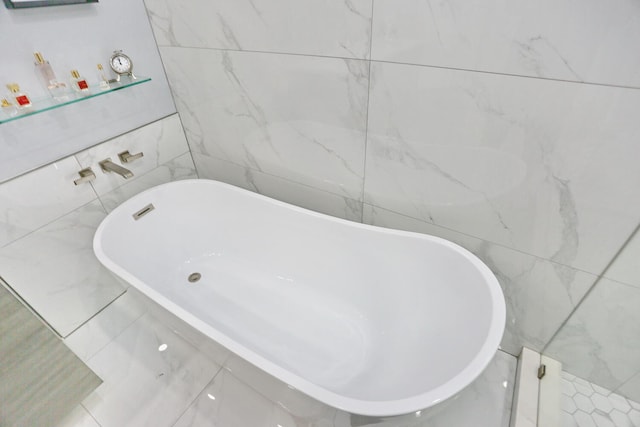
(363, 204, 596, 355)
(0, 156, 96, 249)
(371, 0, 640, 87)
(546, 278, 640, 394)
(0, 200, 125, 337)
(160, 47, 369, 202)
(193, 152, 363, 222)
(364, 61, 640, 277)
(145, 0, 373, 59)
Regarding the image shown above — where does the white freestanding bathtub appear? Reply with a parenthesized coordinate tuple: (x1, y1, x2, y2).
(93, 179, 505, 417)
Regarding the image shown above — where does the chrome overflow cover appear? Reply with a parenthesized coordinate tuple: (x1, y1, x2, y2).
(188, 273, 201, 283)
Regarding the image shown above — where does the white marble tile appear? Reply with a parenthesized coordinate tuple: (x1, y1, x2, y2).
(56, 405, 100, 427)
(363, 204, 597, 355)
(145, 0, 373, 59)
(546, 279, 640, 393)
(174, 369, 334, 427)
(82, 312, 221, 427)
(98, 152, 197, 213)
(193, 152, 363, 222)
(75, 114, 190, 196)
(0, 156, 97, 248)
(222, 354, 337, 421)
(140, 291, 233, 368)
(0, 200, 125, 337)
(64, 290, 147, 363)
(618, 373, 640, 405)
(365, 61, 640, 276)
(333, 350, 516, 427)
(371, 0, 640, 87)
(605, 227, 640, 289)
(161, 47, 368, 201)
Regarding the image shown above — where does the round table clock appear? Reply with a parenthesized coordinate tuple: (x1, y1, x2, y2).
(109, 50, 137, 81)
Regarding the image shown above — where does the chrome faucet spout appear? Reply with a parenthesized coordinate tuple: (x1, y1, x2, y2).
(99, 158, 134, 179)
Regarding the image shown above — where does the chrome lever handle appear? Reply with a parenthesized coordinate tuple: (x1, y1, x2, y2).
(73, 167, 96, 186)
(118, 150, 144, 163)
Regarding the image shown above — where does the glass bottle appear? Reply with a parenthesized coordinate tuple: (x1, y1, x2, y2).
(70, 70, 90, 95)
(96, 64, 111, 91)
(6, 83, 32, 109)
(34, 52, 68, 101)
(1, 98, 17, 118)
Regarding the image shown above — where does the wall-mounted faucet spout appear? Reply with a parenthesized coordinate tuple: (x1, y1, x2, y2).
(99, 158, 133, 179)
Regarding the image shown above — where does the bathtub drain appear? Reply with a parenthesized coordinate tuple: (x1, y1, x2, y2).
(188, 273, 201, 283)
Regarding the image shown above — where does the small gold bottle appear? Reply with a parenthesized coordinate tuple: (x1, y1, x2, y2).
(1, 98, 17, 118)
(96, 64, 111, 91)
(70, 70, 90, 95)
(6, 83, 32, 109)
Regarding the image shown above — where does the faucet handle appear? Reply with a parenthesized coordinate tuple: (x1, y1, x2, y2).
(73, 167, 96, 186)
(118, 150, 144, 163)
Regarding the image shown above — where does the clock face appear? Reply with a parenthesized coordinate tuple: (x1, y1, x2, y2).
(110, 54, 132, 75)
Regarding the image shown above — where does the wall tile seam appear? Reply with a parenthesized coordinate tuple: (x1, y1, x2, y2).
(358, 0, 376, 223)
(615, 372, 640, 399)
(0, 149, 191, 251)
(90, 148, 193, 193)
(157, 45, 640, 91)
(73, 113, 181, 156)
(361, 202, 609, 280)
(0, 198, 103, 250)
(197, 152, 366, 206)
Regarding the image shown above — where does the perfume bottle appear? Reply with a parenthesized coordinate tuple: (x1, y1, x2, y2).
(96, 64, 111, 90)
(1, 98, 17, 118)
(33, 52, 68, 101)
(6, 83, 32, 110)
(70, 70, 90, 95)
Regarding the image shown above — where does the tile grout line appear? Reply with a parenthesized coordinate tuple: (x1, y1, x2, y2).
(192, 152, 363, 210)
(157, 45, 640, 91)
(361, 202, 614, 286)
(359, 0, 376, 223)
(168, 358, 227, 426)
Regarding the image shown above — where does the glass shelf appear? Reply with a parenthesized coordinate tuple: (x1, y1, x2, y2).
(0, 76, 151, 124)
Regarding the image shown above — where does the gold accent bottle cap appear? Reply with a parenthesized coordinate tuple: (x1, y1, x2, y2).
(34, 52, 45, 64)
(1, 98, 12, 107)
(71, 70, 80, 79)
(6, 83, 19, 93)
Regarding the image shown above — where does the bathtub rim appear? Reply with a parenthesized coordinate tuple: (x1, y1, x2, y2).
(93, 178, 506, 417)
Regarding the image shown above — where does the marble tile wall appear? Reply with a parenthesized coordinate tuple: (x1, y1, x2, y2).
(0, 113, 195, 337)
(144, 0, 640, 394)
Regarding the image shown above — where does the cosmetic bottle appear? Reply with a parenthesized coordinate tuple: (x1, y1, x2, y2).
(34, 52, 68, 100)
(70, 70, 90, 95)
(6, 83, 32, 109)
(1, 98, 17, 118)
(96, 64, 111, 90)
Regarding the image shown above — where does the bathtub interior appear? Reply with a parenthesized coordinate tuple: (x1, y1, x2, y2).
(95, 180, 504, 409)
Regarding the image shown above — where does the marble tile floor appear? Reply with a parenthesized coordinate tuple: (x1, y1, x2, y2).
(56, 289, 517, 427)
(562, 371, 640, 427)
